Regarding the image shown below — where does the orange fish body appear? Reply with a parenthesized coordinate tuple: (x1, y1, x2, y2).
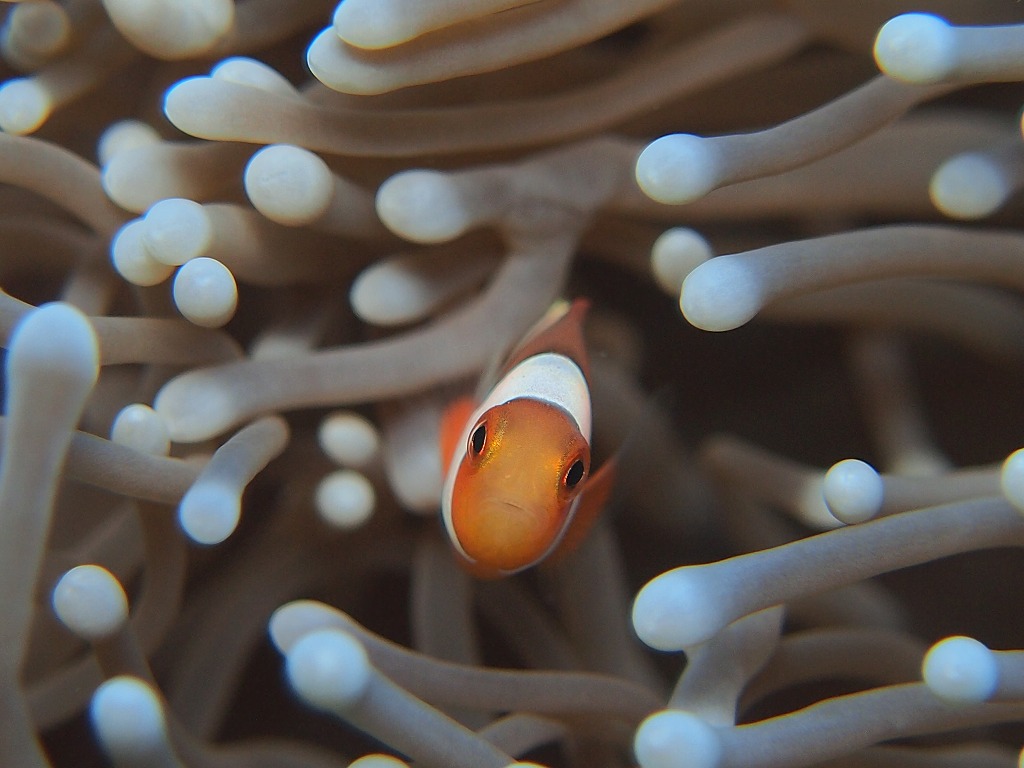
(440, 299, 615, 578)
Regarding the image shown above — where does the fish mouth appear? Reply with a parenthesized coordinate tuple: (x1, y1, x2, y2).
(483, 497, 544, 534)
(486, 497, 528, 513)
(455, 497, 551, 572)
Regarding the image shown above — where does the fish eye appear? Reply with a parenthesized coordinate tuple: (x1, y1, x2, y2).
(564, 459, 586, 489)
(469, 422, 487, 456)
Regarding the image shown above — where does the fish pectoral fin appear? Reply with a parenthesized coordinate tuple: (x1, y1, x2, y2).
(439, 395, 477, 470)
(550, 455, 616, 561)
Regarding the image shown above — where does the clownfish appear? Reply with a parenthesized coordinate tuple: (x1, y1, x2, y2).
(439, 298, 615, 579)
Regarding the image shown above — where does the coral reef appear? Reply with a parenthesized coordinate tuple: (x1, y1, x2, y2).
(1, 1, 1024, 767)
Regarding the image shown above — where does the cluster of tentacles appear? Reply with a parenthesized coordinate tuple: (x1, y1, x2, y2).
(1, 2, 1024, 767)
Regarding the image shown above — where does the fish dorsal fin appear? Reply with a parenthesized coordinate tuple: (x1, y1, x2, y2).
(503, 298, 590, 379)
(474, 298, 590, 400)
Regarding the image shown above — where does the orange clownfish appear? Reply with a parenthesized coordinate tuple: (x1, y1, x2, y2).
(439, 298, 615, 579)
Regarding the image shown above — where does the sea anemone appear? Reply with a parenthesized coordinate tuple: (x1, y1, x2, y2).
(2, 2, 1024, 767)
